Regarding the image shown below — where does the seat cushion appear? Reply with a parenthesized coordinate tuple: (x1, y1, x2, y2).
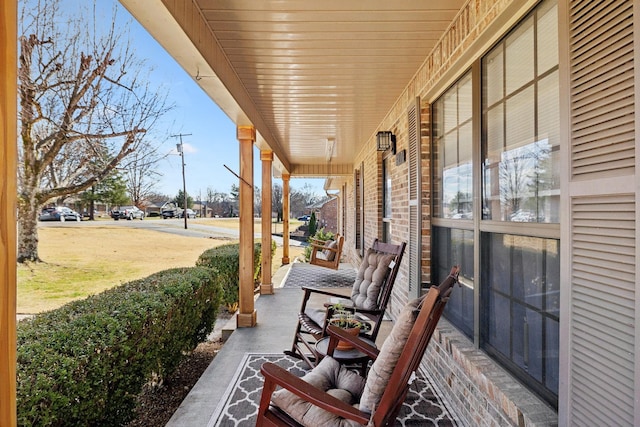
(303, 306, 327, 329)
(271, 356, 365, 427)
(323, 240, 338, 261)
(358, 296, 422, 414)
(350, 249, 394, 310)
(315, 252, 329, 261)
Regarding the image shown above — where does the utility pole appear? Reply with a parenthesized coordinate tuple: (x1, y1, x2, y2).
(171, 133, 191, 229)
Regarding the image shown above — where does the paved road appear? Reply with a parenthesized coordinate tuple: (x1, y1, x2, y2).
(38, 217, 306, 247)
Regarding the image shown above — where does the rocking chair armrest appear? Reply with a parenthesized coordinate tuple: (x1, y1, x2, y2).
(311, 243, 339, 253)
(260, 362, 370, 425)
(310, 242, 330, 250)
(326, 325, 380, 360)
(310, 237, 329, 246)
(301, 286, 351, 299)
(332, 306, 381, 316)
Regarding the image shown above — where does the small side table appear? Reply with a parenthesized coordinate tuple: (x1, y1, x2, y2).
(315, 336, 376, 376)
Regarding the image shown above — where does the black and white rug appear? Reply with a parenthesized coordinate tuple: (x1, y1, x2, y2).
(282, 262, 356, 289)
(208, 353, 458, 426)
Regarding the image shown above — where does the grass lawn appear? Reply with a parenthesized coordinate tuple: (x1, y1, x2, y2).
(18, 224, 304, 314)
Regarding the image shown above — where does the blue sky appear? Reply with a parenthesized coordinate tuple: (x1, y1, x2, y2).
(87, 0, 325, 199)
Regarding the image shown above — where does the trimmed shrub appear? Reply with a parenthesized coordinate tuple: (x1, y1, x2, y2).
(196, 240, 277, 311)
(17, 266, 222, 427)
(308, 212, 317, 236)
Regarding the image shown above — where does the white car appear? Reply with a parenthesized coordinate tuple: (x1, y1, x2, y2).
(177, 208, 197, 219)
(111, 206, 145, 220)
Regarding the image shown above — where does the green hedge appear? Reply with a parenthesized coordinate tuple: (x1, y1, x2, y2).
(196, 240, 277, 311)
(17, 266, 223, 427)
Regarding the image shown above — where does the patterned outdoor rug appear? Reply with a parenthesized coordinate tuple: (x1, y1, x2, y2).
(208, 353, 458, 426)
(282, 262, 356, 289)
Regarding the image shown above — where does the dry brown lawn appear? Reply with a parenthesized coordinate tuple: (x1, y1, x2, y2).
(18, 225, 303, 314)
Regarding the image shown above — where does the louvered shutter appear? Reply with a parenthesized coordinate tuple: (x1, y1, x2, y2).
(408, 97, 421, 298)
(568, 1, 636, 425)
(570, 0, 634, 179)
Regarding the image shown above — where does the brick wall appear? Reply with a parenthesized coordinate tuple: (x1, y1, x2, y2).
(424, 318, 557, 427)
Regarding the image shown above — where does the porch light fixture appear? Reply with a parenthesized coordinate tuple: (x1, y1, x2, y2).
(376, 131, 396, 155)
(325, 137, 336, 162)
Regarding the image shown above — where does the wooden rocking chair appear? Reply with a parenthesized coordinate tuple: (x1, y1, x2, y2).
(285, 239, 406, 369)
(258, 266, 460, 427)
(309, 234, 344, 270)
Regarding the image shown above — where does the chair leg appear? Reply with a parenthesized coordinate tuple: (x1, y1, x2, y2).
(256, 371, 279, 427)
(284, 320, 304, 358)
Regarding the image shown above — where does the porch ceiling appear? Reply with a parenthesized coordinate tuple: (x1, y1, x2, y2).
(120, 0, 466, 178)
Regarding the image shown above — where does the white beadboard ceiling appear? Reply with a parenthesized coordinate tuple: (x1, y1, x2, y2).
(120, 0, 466, 178)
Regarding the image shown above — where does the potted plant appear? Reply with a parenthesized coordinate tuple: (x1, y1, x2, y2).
(328, 303, 371, 350)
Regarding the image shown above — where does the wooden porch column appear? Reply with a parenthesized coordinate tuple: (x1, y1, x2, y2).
(0, 1, 18, 425)
(281, 173, 290, 265)
(237, 126, 257, 327)
(260, 150, 273, 294)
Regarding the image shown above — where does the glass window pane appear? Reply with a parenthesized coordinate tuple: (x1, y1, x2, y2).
(538, 71, 559, 147)
(444, 91, 458, 133)
(433, 227, 474, 339)
(486, 104, 504, 156)
(545, 318, 560, 391)
(506, 86, 535, 150)
(485, 48, 503, 106)
(525, 308, 544, 381)
(505, 17, 534, 95)
(545, 240, 560, 317)
(459, 73, 473, 122)
(488, 292, 511, 355)
(444, 132, 458, 167)
(537, 3, 559, 75)
(459, 122, 472, 163)
(443, 167, 458, 217)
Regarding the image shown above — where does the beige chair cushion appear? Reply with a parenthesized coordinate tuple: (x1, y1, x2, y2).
(358, 296, 421, 414)
(304, 306, 328, 328)
(350, 249, 394, 310)
(271, 356, 365, 427)
(324, 240, 338, 261)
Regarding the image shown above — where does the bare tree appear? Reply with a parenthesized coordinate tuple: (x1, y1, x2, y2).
(272, 183, 283, 222)
(206, 187, 232, 217)
(290, 183, 327, 217)
(123, 141, 163, 208)
(254, 186, 262, 216)
(17, 0, 171, 262)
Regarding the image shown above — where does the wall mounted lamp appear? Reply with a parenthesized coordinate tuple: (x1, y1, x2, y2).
(376, 131, 396, 155)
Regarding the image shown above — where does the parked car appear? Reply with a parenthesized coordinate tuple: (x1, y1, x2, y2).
(297, 215, 310, 221)
(177, 209, 197, 219)
(161, 207, 179, 219)
(38, 206, 82, 222)
(111, 205, 145, 220)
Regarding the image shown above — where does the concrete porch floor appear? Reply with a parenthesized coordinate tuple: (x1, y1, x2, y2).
(165, 262, 391, 426)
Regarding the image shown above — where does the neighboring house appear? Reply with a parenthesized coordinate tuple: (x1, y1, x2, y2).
(192, 200, 211, 218)
(144, 200, 173, 217)
(316, 197, 338, 234)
